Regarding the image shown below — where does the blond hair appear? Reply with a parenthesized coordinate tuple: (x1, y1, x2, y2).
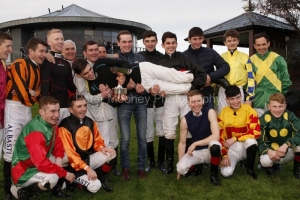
(47, 29, 62, 41)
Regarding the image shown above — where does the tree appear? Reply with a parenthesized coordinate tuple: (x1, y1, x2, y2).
(245, 0, 300, 35)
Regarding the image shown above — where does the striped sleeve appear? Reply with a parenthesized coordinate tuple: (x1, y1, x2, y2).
(9, 62, 34, 106)
(245, 59, 256, 101)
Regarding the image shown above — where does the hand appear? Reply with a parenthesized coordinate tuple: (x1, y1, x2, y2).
(112, 94, 128, 103)
(187, 144, 195, 156)
(111, 53, 119, 58)
(149, 85, 160, 96)
(224, 138, 235, 149)
(244, 100, 252, 107)
(116, 73, 126, 86)
(267, 149, 280, 161)
(46, 52, 55, 63)
(99, 84, 112, 99)
(177, 173, 181, 180)
(135, 83, 145, 94)
(127, 78, 136, 90)
(11, 90, 16, 96)
(86, 168, 98, 181)
(55, 157, 63, 167)
(220, 156, 231, 167)
(101, 147, 116, 158)
(204, 75, 211, 87)
(276, 143, 289, 158)
(29, 89, 36, 97)
(160, 91, 167, 97)
(65, 172, 75, 183)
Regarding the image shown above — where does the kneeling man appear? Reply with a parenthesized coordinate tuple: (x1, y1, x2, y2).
(259, 93, 300, 178)
(59, 95, 116, 193)
(10, 96, 75, 199)
(176, 90, 222, 186)
(218, 85, 261, 179)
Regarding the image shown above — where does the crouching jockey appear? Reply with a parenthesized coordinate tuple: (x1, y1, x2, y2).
(59, 95, 116, 193)
(10, 96, 75, 199)
(176, 90, 222, 186)
(258, 93, 300, 178)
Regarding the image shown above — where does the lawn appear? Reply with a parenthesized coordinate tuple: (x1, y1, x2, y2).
(1, 104, 300, 199)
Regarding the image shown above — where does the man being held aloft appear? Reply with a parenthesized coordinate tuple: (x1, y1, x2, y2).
(176, 90, 222, 186)
(10, 96, 75, 199)
(59, 95, 116, 193)
(258, 93, 300, 178)
(218, 85, 261, 179)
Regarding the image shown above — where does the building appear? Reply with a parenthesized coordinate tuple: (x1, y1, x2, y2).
(0, 4, 151, 61)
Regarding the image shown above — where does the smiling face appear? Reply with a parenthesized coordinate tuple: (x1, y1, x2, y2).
(161, 38, 177, 55)
(118, 34, 133, 53)
(143, 36, 157, 52)
(254, 37, 270, 56)
(187, 94, 204, 114)
(77, 63, 95, 81)
(0, 39, 13, 60)
(62, 42, 76, 61)
(48, 32, 64, 52)
(39, 103, 60, 125)
(226, 93, 242, 110)
(224, 36, 239, 51)
(28, 44, 47, 65)
(98, 46, 107, 58)
(68, 99, 88, 120)
(188, 36, 204, 50)
(83, 44, 99, 63)
(268, 100, 286, 118)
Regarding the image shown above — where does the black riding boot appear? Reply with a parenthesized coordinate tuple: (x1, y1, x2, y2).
(4, 161, 12, 200)
(52, 178, 71, 198)
(157, 137, 166, 172)
(111, 147, 120, 176)
(246, 144, 258, 179)
(209, 144, 221, 186)
(293, 153, 300, 179)
(17, 182, 50, 200)
(145, 141, 155, 171)
(96, 164, 113, 193)
(165, 139, 174, 174)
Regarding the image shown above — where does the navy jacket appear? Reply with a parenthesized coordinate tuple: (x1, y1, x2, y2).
(183, 45, 230, 96)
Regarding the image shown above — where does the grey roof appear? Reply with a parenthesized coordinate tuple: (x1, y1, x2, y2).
(204, 11, 294, 35)
(40, 4, 109, 18)
(0, 4, 151, 35)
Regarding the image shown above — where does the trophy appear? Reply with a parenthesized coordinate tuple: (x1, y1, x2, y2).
(110, 67, 132, 95)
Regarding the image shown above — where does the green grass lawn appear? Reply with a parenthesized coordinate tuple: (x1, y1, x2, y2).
(1, 104, 300, 199)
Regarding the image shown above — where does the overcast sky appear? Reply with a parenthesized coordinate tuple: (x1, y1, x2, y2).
(0, 0, 249, 53)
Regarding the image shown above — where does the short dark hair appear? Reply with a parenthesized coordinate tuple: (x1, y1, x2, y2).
(223, 29, 239, 42)
(142, 30, 157, 41)
(0, 31, 13, 45)
(83, 40, 97, 52)
(225, 85, 241, 98)
(187, 89, 203, 101)
(68, 94, 86, 107)
(184, 27, 204, 41)
(254, 32, 270, 43)
(26, 38, 48, 52)
(161, 31, 177, 44)
(39, 96, 59, 110)
(72, 58, 88, 74)
(117, 30, 132, 42)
